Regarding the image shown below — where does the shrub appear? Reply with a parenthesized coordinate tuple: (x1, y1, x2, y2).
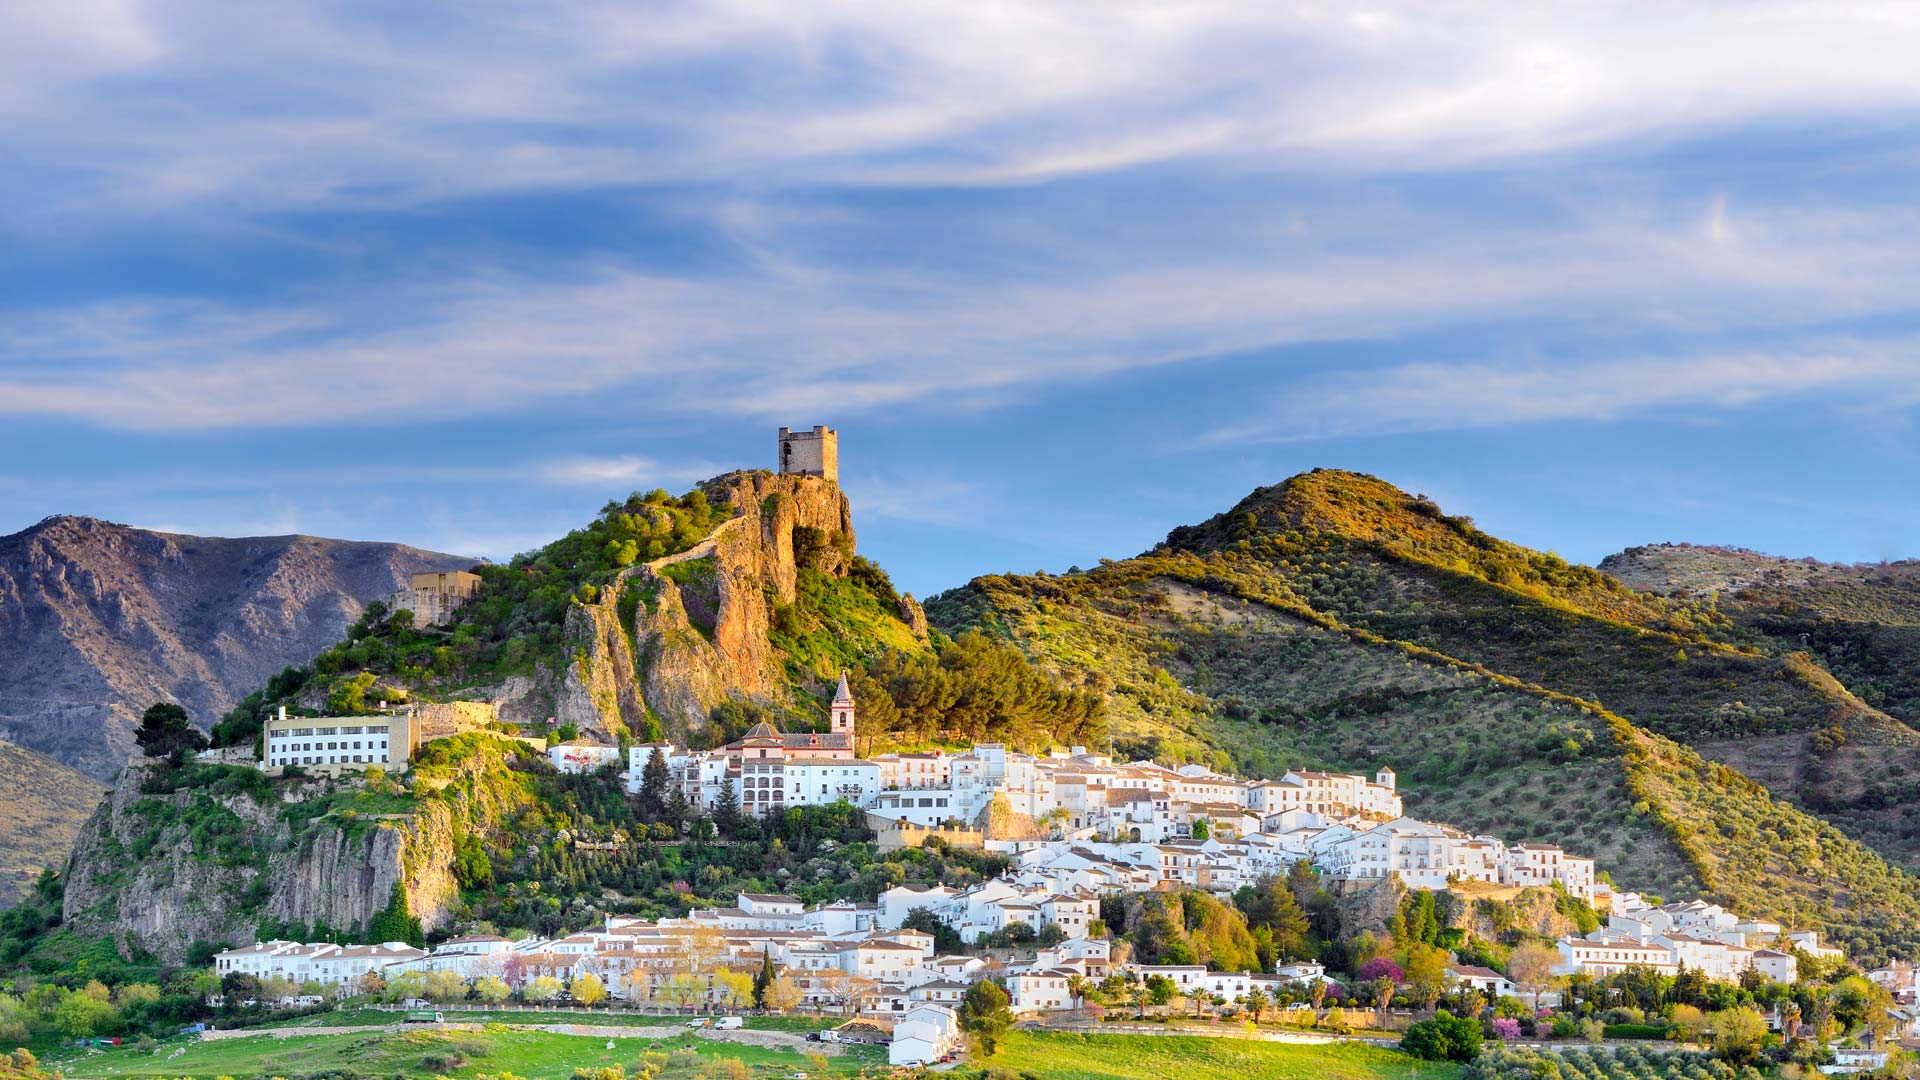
(1402, 1011, 1484, 1062)
(1605, 1023, 1670, 1040)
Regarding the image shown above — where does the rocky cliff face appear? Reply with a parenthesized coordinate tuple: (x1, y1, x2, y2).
(546, 471, 856, 740)
(0, 516, 473, 781)
(60, 742, 535, 961)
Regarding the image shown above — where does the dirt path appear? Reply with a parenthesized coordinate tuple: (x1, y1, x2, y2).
(198, 1020, 842, 1055)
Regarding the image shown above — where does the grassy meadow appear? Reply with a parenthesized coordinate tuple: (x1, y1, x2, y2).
(45, 1024, 881, 1080)
(988, 1030, 1462, 1080)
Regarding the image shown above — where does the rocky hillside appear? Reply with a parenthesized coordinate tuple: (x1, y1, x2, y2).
(0, 515, 472, 780)
(928, 469, 1920, 963)
(570, 469, 874, 740)
(1603, 543, 1920, 728)
(219, 471, 949, 753)
(0, 743, 103, 907)
(60, 735, 542, 964)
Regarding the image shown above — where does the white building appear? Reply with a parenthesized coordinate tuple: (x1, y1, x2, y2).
(550, 743, 625, 773)
(262, 707, 418, 774)
(1448, 964, 1518, 997)
(212, 940, 427, 988)
(1556, 938, 1680, 977)
(890, 1003, 960, 1067)
(1007, 969, 1075, 1014)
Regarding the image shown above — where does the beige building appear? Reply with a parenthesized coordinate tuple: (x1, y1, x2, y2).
(777, 425, 838, 482)
(264, 707, 422, 773)
(389, 569, 483, 629)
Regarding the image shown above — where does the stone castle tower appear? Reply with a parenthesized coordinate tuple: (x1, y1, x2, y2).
(777, 425, 838, 482)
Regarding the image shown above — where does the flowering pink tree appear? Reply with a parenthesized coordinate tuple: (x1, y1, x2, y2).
(1493, 1018, 1522, 1042)
(1357, 958, 1403, 984)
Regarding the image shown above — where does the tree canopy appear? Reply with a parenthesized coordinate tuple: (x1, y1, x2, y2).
(134, 702, 207, 764)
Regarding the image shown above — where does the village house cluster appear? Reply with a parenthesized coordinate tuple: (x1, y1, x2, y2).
(541, 676, 1606, 913)
(214, 706, 1901, 1066)
(1552, 895, 1843, 984)
(209, 884, 1874, 1022)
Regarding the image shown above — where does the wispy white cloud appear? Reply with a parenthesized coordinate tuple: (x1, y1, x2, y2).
(841, 470, 993, 530)
(7, 188, 1920, 432)
(1202, 352, 1920, 446)
(5, 1, 1920, 458)
(537, 456, 727, 488)
(8, 2, 1920, 219)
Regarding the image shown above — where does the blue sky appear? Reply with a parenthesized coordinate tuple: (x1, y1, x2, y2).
(4, 2, 1920, 598)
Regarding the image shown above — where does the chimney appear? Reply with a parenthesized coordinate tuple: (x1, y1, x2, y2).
(278, 705, 287, 723)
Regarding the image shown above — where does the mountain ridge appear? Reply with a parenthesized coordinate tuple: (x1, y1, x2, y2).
(0, 514, 472, 903)
(0, 513, 475, 779)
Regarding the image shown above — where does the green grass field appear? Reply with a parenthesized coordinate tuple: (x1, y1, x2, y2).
(990, 1031, 1463, 1080)
(45, 1025, 880, 1080)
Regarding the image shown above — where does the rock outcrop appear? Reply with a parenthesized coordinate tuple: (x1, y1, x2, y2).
(0, 516, 470, 913)
(59, 742, 539, 961)
(898, 593, 930, 640)
(549, 472, 857, 741)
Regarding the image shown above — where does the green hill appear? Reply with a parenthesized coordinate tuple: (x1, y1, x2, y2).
(927, 469, 1920, 962)
(210, 470, 1098, 757)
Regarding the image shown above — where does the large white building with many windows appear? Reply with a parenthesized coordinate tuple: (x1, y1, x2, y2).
(262, 706, 419, 773)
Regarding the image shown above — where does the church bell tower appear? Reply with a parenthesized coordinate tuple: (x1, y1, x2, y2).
(831, 671, 856, 737)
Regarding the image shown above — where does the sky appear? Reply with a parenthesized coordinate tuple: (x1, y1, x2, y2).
(4, 2, 1920, 598)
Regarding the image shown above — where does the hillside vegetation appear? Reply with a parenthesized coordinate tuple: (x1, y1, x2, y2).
(928, 469, 1920, 962)
(210, 473, 1100, 759)
(1604, 541, 1920, 752)
(0, 745, 103, 908)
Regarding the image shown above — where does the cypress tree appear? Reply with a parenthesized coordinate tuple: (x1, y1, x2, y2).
(753, 948, 775, 1006)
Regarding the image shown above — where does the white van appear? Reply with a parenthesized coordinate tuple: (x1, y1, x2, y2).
(712, 1016, 743, 1030)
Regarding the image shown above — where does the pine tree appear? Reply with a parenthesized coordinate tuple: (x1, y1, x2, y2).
(1237, 874, 1310, 961)
(959, 979, 1014, 1056)
(135, 701, 208, 765)
(713, 776, 740, 835)
(639, 746, 671, 818)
